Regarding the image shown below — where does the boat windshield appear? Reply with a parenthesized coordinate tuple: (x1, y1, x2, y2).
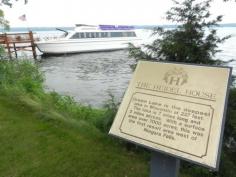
(60, 33, 68, 38)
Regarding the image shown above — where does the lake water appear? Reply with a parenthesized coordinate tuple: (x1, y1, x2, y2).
(40, 50, 134, 107)
(38, 27, 236, 107)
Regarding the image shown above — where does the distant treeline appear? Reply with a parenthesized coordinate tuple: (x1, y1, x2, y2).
(0, 23, 236, 32)
(0, 27, 74, 32)
(134, 23, 236, 29)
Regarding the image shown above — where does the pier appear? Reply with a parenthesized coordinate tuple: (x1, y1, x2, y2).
(0, 31, 37, 59)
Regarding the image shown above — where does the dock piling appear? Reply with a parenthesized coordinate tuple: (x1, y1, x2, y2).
(0, 31, 37, 59)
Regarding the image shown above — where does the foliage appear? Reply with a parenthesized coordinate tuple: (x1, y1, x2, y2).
(0, 60, 44, 94)
(129, 0, 231, 65)
(0, 60, 118, 142)
(0, 60, 105, 123)
(1, 0, 28, 7)
(224, 88, 236, 153)
(0, 0, 28, 32)
(129, 0, 236, 176)
(0, 45, 5, 56)
(0, 9, 9, 30)
(47, 91, 104, 122)
(0, 59, 149, 177)
(91, 93, 120, 133)
(0, 2, 10, 58)
(0, 61, 149, 177)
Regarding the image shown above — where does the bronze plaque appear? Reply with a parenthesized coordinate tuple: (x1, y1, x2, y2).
(109, 61, 231, 169)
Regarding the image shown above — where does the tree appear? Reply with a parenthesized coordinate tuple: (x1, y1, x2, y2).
(0, 9, 9, 30)
(129, 0, 231, 65)
(0, 0, 28, 56)
(129, 0, 236, 176)
(0, 8, 9, 56)
(1, 0, 28, 7)
(0, 0, 28, 29)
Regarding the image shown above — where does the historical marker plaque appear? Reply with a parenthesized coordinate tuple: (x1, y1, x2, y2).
(109, 61, 232, 169)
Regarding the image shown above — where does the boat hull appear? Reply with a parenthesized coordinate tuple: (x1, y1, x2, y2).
(36, 38, 142, 54)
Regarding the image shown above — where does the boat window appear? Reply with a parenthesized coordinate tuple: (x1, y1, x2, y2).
(84, 32, 96, 38)
(80, 33, 85, 38)
(125, 32, 136, 37)
(95, 32, 100, 38)
(70, 31, 136, 39)
(130, 32, 136, 37)
(101, 32, 108, 38)
(70, 33, 80, 39)
(91, 33, 95, 38)
(122, 32, 128, 37)
(85, 33, 90, 38)
(110, 32, 123, 37)
(70, 32, 87, 39)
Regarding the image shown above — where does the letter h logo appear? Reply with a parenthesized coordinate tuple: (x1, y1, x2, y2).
(163, 67, 188, 86)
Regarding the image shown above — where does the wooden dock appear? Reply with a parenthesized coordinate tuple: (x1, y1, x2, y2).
(0, 31, 37, 59)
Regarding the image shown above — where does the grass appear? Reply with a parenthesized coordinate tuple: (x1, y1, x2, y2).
(0, 60, 235, 177)
(0, 60, 149, 177)
(0, 92, 149, 177)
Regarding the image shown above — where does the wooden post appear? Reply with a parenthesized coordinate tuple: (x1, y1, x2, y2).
(4, 33, 12, 59)
(150, 152, 180, 177)
(29, 31, 37, 59)
(13, 43, 18, 58)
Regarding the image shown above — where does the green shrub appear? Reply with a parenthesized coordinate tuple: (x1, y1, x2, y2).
(48, 91, 95, 120)
(0, 60, 44, 95)
(128, 0, 236, 176)
(95, 93, 119, 133)
(0, 60, 104, 125)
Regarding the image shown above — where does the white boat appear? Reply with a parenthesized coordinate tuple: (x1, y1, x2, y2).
(36, 24, 142, 55)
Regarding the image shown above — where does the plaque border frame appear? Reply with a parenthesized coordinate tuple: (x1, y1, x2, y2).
(109, 61, 233, 170)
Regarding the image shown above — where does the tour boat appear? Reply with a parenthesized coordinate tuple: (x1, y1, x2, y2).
(36, 24, 142, 55)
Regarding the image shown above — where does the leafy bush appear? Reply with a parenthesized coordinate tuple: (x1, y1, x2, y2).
(48, 91, 98, 120)
(128, 0, 236, 176)
(92, 93, 119, 133)
(129, 0, 231, 65)
(0, 60, 104, 125)
(0, 60, 44, 95)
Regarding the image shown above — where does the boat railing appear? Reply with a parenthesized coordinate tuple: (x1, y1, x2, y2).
(35, 34, 65, 41)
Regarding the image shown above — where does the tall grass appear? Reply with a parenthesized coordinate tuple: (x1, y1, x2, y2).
(0, 60, 150, 177)
(0, 60, 104, 123)
(0, 59, 119, 134)
(0, 60, 146, 152)
(0, 60, 44, 95)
